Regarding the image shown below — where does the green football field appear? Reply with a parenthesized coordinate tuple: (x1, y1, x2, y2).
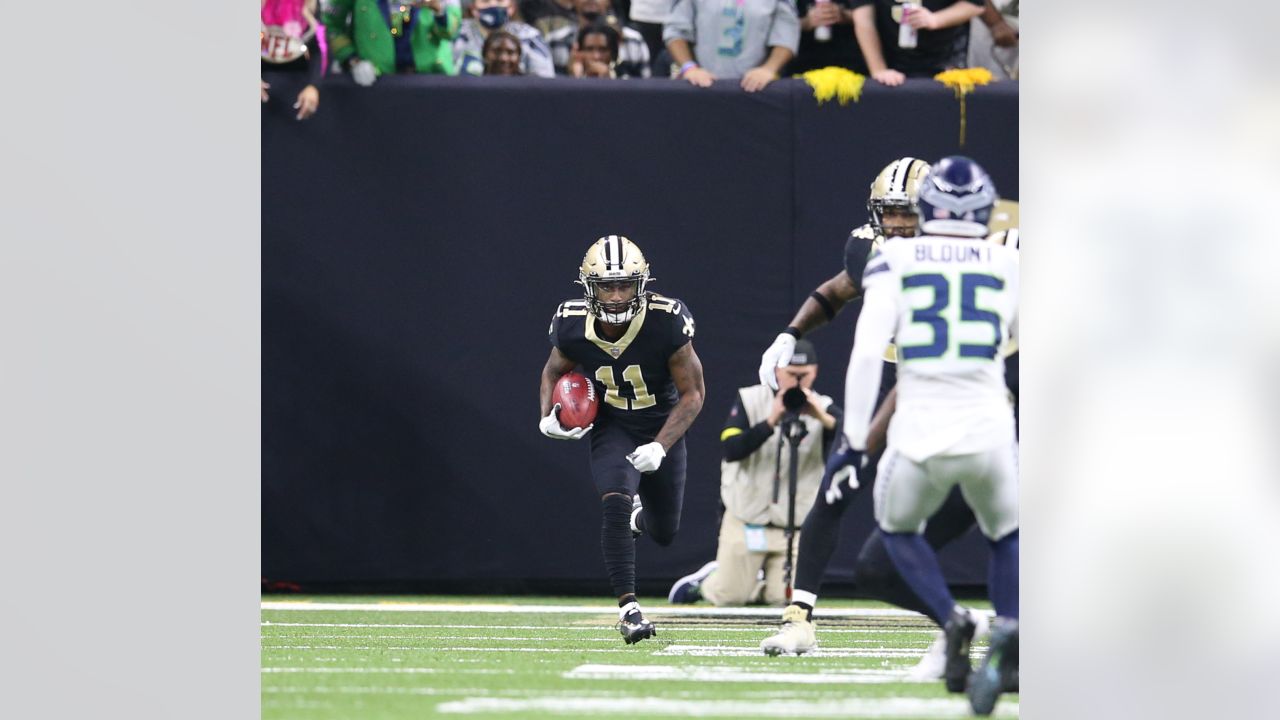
(262, 595, 1017, 719)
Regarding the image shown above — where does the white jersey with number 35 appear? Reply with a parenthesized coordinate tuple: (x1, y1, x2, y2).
(843, 235, 1020, 462)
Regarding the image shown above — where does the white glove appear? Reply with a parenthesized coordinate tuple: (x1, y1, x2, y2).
(350, 59, 378, 87)
(824, 465, 858, 505)
(539, 403, 591, 440)
(627, 442, 666, 473)
(758, 332, 797, 390)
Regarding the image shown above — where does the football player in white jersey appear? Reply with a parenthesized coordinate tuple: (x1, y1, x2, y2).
(832, 156, 1019, 713)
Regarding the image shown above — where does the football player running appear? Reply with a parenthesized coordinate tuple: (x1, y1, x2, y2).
(759, 157, 968, 656)
(833, 156, 1019, 713)
(539, 235, 705, 644)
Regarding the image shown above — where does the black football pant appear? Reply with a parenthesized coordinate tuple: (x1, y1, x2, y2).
(792, 361, 899, 598)
(590, 419, 687, 598)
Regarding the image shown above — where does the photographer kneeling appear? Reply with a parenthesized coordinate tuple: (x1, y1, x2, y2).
(670, 340, 841, 606)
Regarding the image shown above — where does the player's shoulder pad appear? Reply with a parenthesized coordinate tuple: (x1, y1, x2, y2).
(850, 223, 878, 241)
(845, 224, 883, 285)
(647, 293, 686, 316)
(555, 299, 590, 317)
(549, 299, 588, 338)
(649, 293, 696, 340)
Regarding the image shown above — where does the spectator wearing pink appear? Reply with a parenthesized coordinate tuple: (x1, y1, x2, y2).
(261, 0, 327, 120)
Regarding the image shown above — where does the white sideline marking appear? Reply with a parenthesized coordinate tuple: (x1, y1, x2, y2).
(654, 645, 924, 659)
(261, 601, 923, 618)
(563, 663, 925, 684)
(264, 686, 499, 697)
(262, 685, 799, 700)
(436, 696, 1018, 717)
(262, 621, 935, 635)
(265, 634, 630, 642)
(263, 667, 513, 675)
(263, 644, 649, 653)
(264, 667, 437, 674)
(264, 634, 930, 648)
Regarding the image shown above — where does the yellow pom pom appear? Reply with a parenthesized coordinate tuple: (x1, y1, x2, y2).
(932, 68, 995, 146)
(933, 67, 995, 97)
(799, 66, 866, 106)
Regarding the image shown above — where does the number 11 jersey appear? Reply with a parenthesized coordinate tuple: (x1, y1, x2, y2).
(549, 293, 696, 436)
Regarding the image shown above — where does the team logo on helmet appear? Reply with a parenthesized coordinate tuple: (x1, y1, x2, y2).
(916, 156, 998, 238)
(577, 235, 652, 324)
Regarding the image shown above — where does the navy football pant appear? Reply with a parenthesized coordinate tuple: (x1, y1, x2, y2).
(589, 419, 687, 597)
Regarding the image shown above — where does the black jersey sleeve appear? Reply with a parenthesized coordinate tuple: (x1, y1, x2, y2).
(843, 224, 880, 291)
(548, 304, 563, 348)
(548, 300, 587, 349)
(648, 295, 695, 356)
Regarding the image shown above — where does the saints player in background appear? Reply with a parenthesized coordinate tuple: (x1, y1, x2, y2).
(758, 157, 1019, 673)
(758, 157, 945, 654)
(830, 156, 1019, 713)
(539, 235, 705, 644)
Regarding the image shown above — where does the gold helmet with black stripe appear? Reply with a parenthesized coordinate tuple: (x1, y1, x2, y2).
(868, 157, 932, 238)
(578, 235, 652, 324)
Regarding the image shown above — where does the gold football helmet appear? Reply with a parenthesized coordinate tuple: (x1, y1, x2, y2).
(577, 235, 651, 324)
(868, 157, 931, 238)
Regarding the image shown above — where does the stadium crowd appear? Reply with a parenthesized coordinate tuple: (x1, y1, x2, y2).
(262, 0, 1017, 117)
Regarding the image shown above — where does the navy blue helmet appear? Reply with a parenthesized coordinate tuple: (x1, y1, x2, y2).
(916, 156, 998, 237)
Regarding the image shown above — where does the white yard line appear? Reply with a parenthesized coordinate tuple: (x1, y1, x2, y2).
(262, 634, 931, 647)
(563, 663, 926, 684)
(436, 696, 1018, 718)
(263, 644, 662, 653)
(261, 621, 935, 635)
(654, 645, 926, 659)
(261, 601, 925, 618)
(262, 642, 943, 656)
(264, 686, 499, 697)
(262, 667, 514, 675)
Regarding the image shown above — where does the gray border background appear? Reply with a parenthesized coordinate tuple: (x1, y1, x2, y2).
(1, 2, 258, 718)
(1024, 2, 1280, 719)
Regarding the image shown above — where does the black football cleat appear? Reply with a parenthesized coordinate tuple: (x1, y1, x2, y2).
(943, 607, 977, 694)
(968, 618, 1019, 716)
(618, 616, 657, 644)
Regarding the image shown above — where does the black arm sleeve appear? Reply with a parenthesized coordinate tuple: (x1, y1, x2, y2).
(305, 35, 324, 85)
(723, 421, 777, 462)
(721, 393, 777, 462)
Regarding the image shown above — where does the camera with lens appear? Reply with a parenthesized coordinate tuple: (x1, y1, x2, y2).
(782, 386, 808, 414)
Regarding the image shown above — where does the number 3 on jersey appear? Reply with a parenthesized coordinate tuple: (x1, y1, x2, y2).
(595, 365, 656, 410)
(900, 272, 1006, 361)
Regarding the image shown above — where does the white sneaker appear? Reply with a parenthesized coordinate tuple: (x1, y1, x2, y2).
(972, 608, 991, 642)
(907, 630, 947, 680)
(668, 561, 718, 604)
(760, 605, 817, 656)
(907, 607, 991, 681)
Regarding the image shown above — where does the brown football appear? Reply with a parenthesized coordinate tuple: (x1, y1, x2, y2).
(555, 371, 599, 429)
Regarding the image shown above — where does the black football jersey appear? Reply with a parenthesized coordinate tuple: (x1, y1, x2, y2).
(843, 223, 883, 292)
(549, 293, 696, 433)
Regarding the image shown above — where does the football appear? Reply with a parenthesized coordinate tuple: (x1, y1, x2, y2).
(554, 371, 598, 429)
